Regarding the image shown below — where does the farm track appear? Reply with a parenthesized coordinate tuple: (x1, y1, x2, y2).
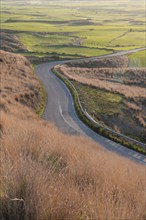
(109, 30, 131, 43)
(35, 48, 146, 165)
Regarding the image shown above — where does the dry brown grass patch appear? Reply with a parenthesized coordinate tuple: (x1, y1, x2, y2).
(1, 112, 146, 220)
(0, 50, 43, 111)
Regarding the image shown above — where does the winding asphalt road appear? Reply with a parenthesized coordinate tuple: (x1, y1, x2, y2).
(35, 48, 146, 165)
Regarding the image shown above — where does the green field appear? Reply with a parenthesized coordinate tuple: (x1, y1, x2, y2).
(72, 81, 123, 122)
(1, 0, 146, 60)
(128, 50, 146, 67)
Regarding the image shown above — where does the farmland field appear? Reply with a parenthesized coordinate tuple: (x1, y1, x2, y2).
(128, 50, 146, 67)
(1, 0, 145, 60)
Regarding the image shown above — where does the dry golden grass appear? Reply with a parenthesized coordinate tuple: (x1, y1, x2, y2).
(0, 50, 43, 111)
(1, 110, 146, 220)
(67, 56, 129, 68)
(0, 51, 146, 220)
(58, 65, 146, 99)
(0, 32, 27, 53)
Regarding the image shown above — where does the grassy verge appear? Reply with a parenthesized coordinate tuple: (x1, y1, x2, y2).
(32, 64, 47, 117)
(52, 68, 146, 155)
(35, 79, 47, 117)
(72, 81, 123, 120)
(72, 81, 146, 143)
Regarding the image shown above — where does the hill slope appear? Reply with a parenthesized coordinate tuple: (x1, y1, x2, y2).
(0, 32, 27, 53)
(58, 57, 146, 142)
(0, 50, 145, 220)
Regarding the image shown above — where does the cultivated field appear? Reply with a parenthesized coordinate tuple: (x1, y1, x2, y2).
(58, 56, 146, 142)
(1, 0, 145, 63)
(129, 50, 146, 67)
(0, 50, 146, 220)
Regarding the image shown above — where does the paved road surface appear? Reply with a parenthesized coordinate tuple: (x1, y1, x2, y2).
(35, 48, 146, 165)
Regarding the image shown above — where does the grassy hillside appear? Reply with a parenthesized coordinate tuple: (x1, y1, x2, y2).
(1, 0, 145, 62)
(0, 50, 45, 113)
(58, 56, 146, 142)
(0, 50, 146, 219)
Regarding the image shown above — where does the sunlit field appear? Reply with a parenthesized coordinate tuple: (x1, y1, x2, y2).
(1, 0, 145, 60)
(129, 50, 146, 67)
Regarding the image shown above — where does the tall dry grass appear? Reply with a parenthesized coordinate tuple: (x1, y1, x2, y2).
(58, 66, 146, 98)
(0, 110, 146, 220)
(0, 50, 43, 111)
(0, 50, 146, 220)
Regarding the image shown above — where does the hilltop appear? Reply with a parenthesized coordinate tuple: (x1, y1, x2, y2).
(0, 32, 27, 53)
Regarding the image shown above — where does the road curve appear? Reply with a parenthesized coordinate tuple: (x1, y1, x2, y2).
(35, 48, 146, 165)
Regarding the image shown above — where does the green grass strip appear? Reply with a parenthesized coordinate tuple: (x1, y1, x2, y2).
(31, 64, 47, 117)
(35, 79, 47, 117)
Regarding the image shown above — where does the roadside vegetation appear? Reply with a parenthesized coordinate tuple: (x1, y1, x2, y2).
(0, 50, 146, 220)
(35, 79, 47, 117)
(57, 55, 146, 143)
